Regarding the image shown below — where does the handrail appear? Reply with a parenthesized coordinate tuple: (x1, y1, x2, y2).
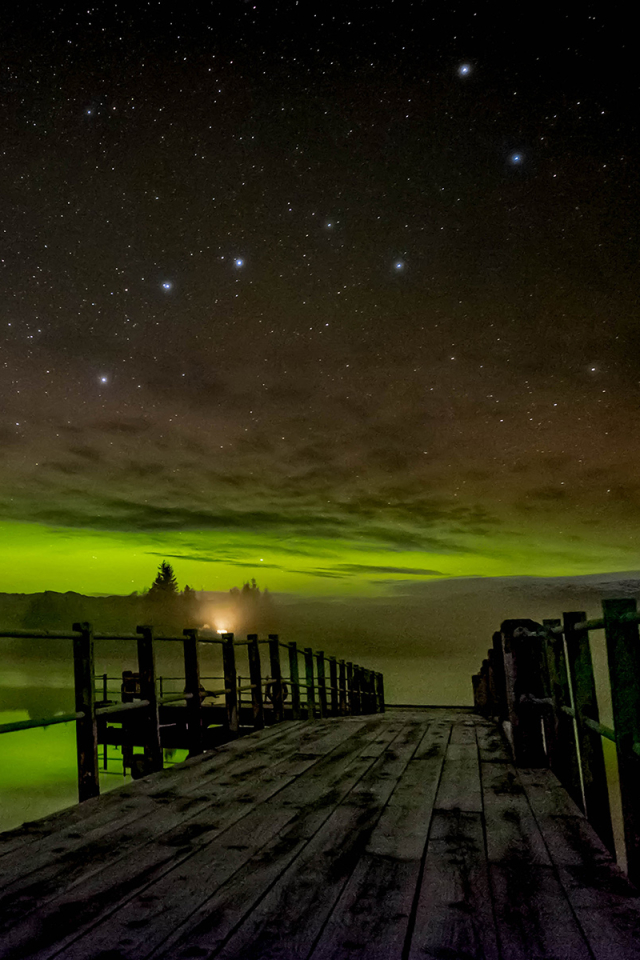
(0, 711, 85, 734)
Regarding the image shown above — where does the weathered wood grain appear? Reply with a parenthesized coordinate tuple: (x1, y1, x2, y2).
(409, 809, 499, 960)
(0, 720, 382, 959)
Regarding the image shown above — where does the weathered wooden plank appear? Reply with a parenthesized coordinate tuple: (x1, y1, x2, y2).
(476, 720, 511, 762)
(0, 719, 390, 959)
(409, 810, 499, 960)
(449, 719, 477, 744)
(520, 765, 640, 960)
(433, 742, 482, 813)
(0, 720, 306, 861)
(63, 719, 416, 960)
(481, 762, 551, 865)
(160, 720, 424, 960)
(306, 724, 448, 959)
(0, 720, 320, 889)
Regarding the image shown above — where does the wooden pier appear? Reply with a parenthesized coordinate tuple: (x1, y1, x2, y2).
(1, 708, 639, 959)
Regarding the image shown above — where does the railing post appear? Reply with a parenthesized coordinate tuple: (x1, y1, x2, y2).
(72, 622, 100, 802)
(491, 630, 508, 721)
(222, 633, 239, 735)
(316, 651, 327, 717)
(376, 672, 385, 713)
(346, 661, 354, 715)
(363, 669, 372, 713)
(247, 634, 264, 730)
(136, 625, 163, 773)
(500, 619, 547, 766)
(304, 647, 316, 719)
(183, 629, 204, 757)
(603, 598, 640, 884)
(338, 659, 347, 715)
(564, 611, 615, 855)
(288, 642, 301, 720)
(352, 664, 362, 715)
(268, 635, 284, 723)
(544, 617, 584, 811)
(329, 656, 338, 716)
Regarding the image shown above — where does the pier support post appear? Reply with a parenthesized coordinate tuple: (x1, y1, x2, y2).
(222, 634, 239, 735)
(376, 672, 385, 713)
(183, 629, 204, 757)
(338, 660, 347, 715)
(304, 647, 316, 719)
(72, 621, 100, 802)
(136, 625, 163, 773)
(247, 634, 264, 730)
(603, 598, 640, 884)
(268, 635, 284, 723)
(316, 651, 327, 717)
(346, 662, 353, 715)
(544, 617, 584, 811)
(501, 619, 547, 766)
(288, 642, 301, 720)
(564, 611, 615, 855)
(329, 657, 338, 716)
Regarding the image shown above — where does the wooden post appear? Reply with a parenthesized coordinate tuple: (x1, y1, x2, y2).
(288, 642, 301, 720)
(222, 633, 239, 735)
(603, 598, 640, 884)
(136, 625, 163, 773)
(72, 622, 100, 802)
(247, 634, 264, 730)
(564, 611, 615, 855)
(500, 619, 547, 766)
(376, 672, 385, 713)
(346, 661, 353, 715)
(328, 656, 338, 716)
(316, 651, 327, 717)
(544, 617, 583, 811)
(487, 649, 497, 716)
(338, 660, 347, 715)
(183, 629, 204, 757)
(304, 647, 316, 719)
(492, 630, 508, 721)
(363, 669, 372, 713)
(268, 635, 284, 723)
(352, 665, 362, 715)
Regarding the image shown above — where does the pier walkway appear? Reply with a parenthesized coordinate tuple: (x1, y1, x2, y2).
(1, 708, 639, 959)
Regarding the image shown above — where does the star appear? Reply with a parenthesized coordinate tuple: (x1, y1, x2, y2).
(99, 376, 108, 384)
(234, 258, 244, 268)
(458, 63, 472, 77)
(162, 281, 173, 290)
(509, 153, 523, 164)
(394, 260, 405, 272)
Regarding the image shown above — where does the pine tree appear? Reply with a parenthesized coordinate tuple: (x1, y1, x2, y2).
(150, 561, 178, 595)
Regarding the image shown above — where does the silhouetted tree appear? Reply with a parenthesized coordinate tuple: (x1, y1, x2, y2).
(150, 562, 178, 595)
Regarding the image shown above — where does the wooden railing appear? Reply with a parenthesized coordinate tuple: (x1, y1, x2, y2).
(472, 597, 640, 885)
(0, 624, 384, 805)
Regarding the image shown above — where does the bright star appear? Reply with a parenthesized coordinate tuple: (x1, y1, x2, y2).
(234, 258, 244, 268)
(99, 376, 108, 384)
(458, 63, 471, 77)
(162, 281, 172, 290)
(510, 153, 523, 164)
(394, 260, 405, 271)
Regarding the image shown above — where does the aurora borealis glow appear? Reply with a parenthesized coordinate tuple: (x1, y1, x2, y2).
(1, 6, 639, 603)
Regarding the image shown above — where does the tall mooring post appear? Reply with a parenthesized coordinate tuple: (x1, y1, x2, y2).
(72, 621, 100, 802)
(603, 598, 640, 885)
(268, 634, 284, 723)
(136, 625, 163, 773)
(183, 629, 204, 757)
(222, 633, 239, 735)
(247, 634, 264, 730)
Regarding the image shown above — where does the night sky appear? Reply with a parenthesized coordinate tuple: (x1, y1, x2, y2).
(1, 3, 639, 602)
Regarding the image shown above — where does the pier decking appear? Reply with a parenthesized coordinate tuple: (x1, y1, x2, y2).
(1, 708, 639, 960)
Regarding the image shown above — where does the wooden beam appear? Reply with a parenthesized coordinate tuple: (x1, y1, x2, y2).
(304, 647, 315, 719)
(72, 621, 100, 802)
(563, 611, 615, 855)
(288, 642, 301, 720)
(222, 634, 239, 735)
(602, 597, 640, 885)
(183, 629, 204, 757)
(268, 635, 284, 723)
(136, 625, 163, 773)
(247, 634, 264, 730)
(544, 617, 583, 812)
